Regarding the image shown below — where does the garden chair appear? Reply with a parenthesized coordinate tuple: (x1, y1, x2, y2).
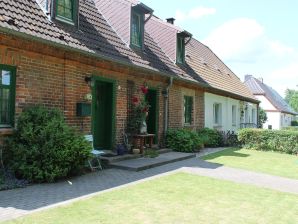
(84, 135, 105, 171)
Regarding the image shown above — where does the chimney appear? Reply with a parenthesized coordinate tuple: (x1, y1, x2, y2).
(166, 18, 175, 24)
(244, 74, 252, 81)
(258, 77, 263, 83)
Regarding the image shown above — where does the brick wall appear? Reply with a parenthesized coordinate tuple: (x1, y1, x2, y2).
(0, 33, 204, 147)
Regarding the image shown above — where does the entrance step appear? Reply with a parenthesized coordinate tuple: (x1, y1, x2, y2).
(109, 152, 196, 171)
(100, 148, 172, 164)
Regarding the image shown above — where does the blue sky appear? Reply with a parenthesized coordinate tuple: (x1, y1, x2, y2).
(142, 0, 298, 96)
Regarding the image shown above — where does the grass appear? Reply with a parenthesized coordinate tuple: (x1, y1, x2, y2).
(3, 172, 298, 224)
(202, 148, 298, 179)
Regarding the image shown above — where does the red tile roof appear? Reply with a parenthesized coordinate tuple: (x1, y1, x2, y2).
(245, 76, 297, 115)
(0, 0, 258, 103)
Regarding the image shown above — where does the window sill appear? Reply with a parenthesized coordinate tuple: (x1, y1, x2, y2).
(55, 16, 75, 26)
(0, 128, 14, 136)
(183, 124, 195, 129)
(213, 125, 223, 130)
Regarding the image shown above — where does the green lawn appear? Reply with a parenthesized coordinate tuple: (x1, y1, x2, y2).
(4, 173, 298, 224)
(203, 148, 298, 179)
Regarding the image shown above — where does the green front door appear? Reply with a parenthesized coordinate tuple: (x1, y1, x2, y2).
(92, 78, 115, 150)
(146, 89, 159, 143)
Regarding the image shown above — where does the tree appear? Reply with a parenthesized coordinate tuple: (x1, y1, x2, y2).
(258, 107, 267, 128)
(285, 88, 298, 112)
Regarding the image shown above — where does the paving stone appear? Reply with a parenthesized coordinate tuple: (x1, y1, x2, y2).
(1, 147, 297, 222)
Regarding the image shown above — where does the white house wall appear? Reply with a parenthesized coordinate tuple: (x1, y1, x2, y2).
(204, 92, 258, 132)
(263, 112, 281, 130)
(264, 112, 295, 130)
(255, 95, 277, 111)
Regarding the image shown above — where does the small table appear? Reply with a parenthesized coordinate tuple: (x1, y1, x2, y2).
(133, 134, 155, 154)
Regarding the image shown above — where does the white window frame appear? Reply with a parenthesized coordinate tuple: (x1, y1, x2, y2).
(213, 103, 222, 126)
(232, 105, 237, 126)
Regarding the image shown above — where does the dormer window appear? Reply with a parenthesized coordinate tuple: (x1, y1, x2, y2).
(131, 10, 144, 48)
(54, 0, 78, 25)
(176, 35, 185, 64)
(176, 31, 192, 65)
(130, 3, 153, 49)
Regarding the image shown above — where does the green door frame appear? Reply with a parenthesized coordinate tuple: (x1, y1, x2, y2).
(91, 75, 117, 150)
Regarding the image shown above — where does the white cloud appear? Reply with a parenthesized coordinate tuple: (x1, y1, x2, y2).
(175, 7, 216, 22)
(202, 18, 297, 97)
(203, 18, 264, 60)
(267, 40, 294, 56)
(266, 63, 298, 96)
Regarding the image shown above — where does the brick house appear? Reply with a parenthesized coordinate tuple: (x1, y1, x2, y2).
(0, 0, 257, 150)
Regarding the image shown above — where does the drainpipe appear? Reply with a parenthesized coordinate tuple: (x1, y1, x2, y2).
(163, 77, 173, 142)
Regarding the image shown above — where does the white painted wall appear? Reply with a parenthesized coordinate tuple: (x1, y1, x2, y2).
(204, 93, 258, 132)
(255, 95, 295, 129)
(263, 112, 281, 130)
(255, 95, 277, 110)
(263, 112, 294, 130)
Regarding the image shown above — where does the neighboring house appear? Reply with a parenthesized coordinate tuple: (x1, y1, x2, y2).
(244, 75, 297, 129)
(145, 16, 259, 132)
(0, 0, 258, 151)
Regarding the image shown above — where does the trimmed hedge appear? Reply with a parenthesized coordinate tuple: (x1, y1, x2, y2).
(282, 126, 298, 132)
(238, 128, 298, 155)
(291, 120, 298, 126)
(197, 128, 224, 147)
(166, 129, 203, 153)
(4, 106, 92, 183)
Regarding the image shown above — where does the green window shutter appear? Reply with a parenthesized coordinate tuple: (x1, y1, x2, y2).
(56, 0, 77, 24)
(177, 36, 185, 64)
(0, 64, 16, 128)
(131, 11, 143, 48)
(184, 96, 193, 124)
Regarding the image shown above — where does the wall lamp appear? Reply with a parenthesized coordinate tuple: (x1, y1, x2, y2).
(84, 76, 92, 87)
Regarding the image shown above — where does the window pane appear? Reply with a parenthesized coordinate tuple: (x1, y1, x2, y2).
(0, 88, 10, 124)
(214, 103, 221, 125)
(131, 13, 141, 47)
(232, 105, 236, 125)
(57, 0, 73, 20)
(1, 70, 11, 85)
(184, 96, 192, 124)
(65, 0, 72, 8)
(177, 37, 185, 63)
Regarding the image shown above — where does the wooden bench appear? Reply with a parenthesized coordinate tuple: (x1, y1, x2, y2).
(132, 134, 155, 154)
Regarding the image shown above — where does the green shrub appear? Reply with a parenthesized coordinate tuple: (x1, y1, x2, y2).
(166, 129, 203, 153)
(282, 126, 298, 131)
(291, 120, 298, 126)
(4, 106, 91, 183)
(197, 128, 224, 147)
(238, 128, 298, 155)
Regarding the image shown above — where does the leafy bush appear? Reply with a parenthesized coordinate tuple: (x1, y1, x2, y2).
(238, 128, 298, 155)
(225, 132, 240, 147)
(291, 120, 298, 126)
(197, 128, 224, 147)
(4, 106, 91, 183)
(166, 129, 203, 153)
(282, 126, 298, 132)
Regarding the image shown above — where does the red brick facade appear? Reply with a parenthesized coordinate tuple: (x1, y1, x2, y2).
(0, 33, 205, 147)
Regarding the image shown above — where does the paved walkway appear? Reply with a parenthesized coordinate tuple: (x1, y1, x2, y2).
(1, 148, 298, 222)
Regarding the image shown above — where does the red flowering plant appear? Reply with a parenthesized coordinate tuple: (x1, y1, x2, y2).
(127, 83, 150, 134)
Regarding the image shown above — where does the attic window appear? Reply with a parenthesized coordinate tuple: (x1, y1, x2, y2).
(131, 10, 144, 48)
(176, 35, 185, 64)
(55, 0, 78, 25)
(130, 4, 153, 49)
(176, 31, 192, 65)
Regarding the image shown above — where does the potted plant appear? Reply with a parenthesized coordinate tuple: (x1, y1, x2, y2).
(128, 83, 150, 134)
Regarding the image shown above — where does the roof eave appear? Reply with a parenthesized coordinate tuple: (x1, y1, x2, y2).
(206, 86, 260, 104)
(0, 26, 210, 89)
